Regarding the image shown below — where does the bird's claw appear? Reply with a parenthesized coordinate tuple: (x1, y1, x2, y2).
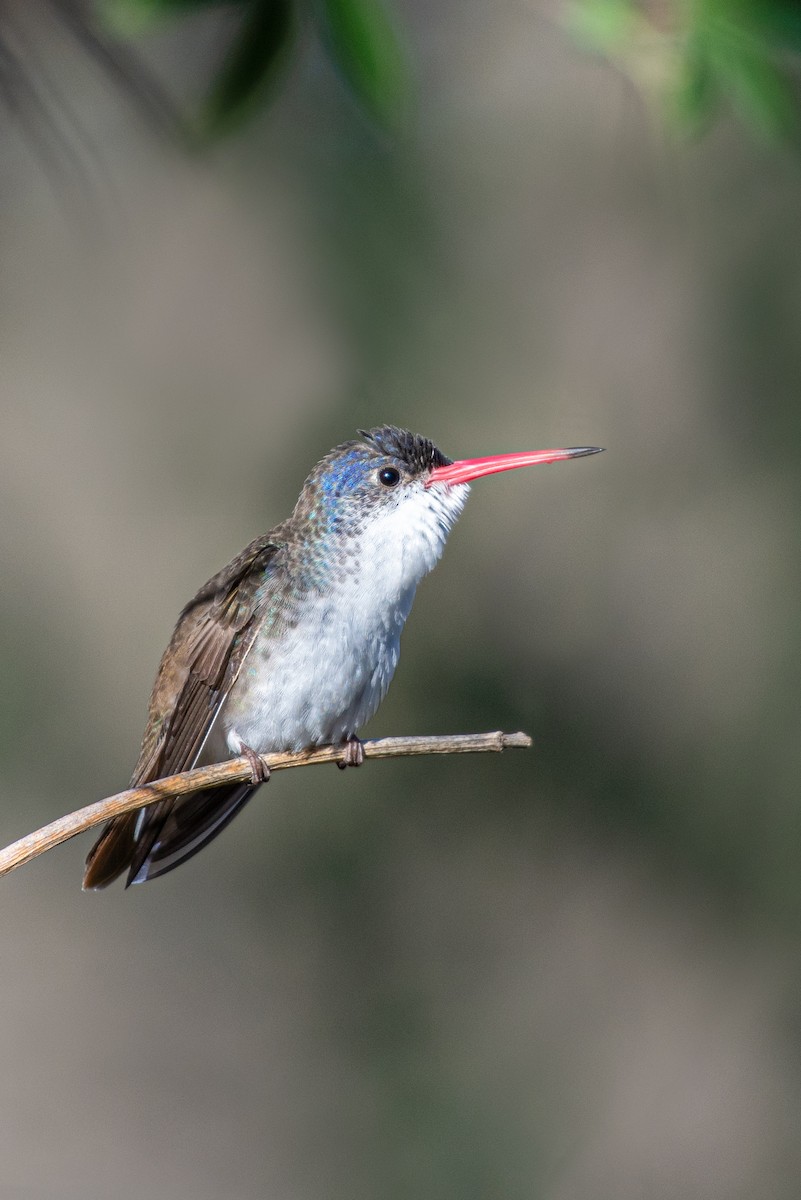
(241, 743, 270, 785)
(338, 736, 365, 770)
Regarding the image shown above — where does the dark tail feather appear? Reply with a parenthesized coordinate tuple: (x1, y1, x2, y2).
(128, 783, 257, 885)
(82, 783, 258, 890)
(82, 812, 139, 890)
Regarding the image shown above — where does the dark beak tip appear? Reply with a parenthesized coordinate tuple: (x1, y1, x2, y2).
(569, 446, 605, 458)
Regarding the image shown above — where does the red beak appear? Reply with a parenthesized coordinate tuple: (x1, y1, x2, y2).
(426, 446, 604, 487)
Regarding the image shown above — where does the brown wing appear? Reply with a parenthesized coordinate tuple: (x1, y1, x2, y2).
(83, 533, 287, 889)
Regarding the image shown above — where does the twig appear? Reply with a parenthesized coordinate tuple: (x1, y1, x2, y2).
(0, 731, 532, 879)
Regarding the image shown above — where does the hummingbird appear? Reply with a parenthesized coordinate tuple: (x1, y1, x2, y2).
(83, 426, 602, 889)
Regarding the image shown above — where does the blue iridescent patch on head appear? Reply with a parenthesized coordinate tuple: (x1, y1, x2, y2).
(319, 448, 373, 500)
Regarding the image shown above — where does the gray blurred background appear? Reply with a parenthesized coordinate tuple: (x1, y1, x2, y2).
(2, 2, 801, 1197)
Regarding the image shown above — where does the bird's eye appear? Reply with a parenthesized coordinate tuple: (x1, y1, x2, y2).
(378, 467, 401, 487)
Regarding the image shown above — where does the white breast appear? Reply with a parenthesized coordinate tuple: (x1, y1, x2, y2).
(203, 480, 469, 757)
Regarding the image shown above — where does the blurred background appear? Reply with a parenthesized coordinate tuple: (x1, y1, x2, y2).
(2, 1, 801, 1196)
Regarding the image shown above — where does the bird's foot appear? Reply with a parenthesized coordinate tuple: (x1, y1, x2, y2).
(338, 735, 365, 770)
(240, 743, 270, 785)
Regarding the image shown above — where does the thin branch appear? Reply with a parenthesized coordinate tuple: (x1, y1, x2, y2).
(0, 731, 532, 880)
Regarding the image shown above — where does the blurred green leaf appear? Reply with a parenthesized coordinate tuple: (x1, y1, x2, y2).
(565, 0, 639, 53)
(202, 0, 294, 133)
(566, 0, 801, 144)
(672, 37, 719, 133)
(316, 0, 411, 127)
(706, 14, 798, 140)
(750, 0, 801, 51)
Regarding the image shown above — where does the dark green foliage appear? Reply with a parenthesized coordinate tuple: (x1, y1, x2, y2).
(100, 0, 801, 141)
(315, 0, 410, 126)
(202, 0, 294, 133)
(100, 0, 410, 132)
